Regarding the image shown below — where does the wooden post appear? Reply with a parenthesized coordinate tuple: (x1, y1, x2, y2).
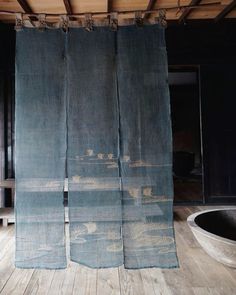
(2, 218, 8, 227)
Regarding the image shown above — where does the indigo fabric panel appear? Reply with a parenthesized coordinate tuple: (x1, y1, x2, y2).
(15, 29, 67, 268)
(67, 28, 123, 268)
(117, 25, 178, 268)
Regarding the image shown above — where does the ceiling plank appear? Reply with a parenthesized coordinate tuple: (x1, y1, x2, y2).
(215, 0, 236, 21)
(17, 0, 37, 21)
(179, 0, 201, 23)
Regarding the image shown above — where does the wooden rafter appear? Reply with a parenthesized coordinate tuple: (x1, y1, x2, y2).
(0, 1, 223, 23)
(215, 0, 236, 22)
(17, 0, 33, 14)
(107, 0, 113, 12)
(179, 0, 201, 23)
(63, 0, 73, 14)
(144, 0, 157, 19)
(17, 0, 37, 21)
(63, 0, 76, 20)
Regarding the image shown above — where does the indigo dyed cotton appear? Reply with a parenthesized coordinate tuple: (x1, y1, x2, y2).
(67, 28, 123, 268)
(117, 25, 178, 268)
(15, 24, 178, 269)
(15, 29, 67, 268)
(66, 25, 178, 269)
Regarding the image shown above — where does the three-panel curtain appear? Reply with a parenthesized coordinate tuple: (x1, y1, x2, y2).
(15, 25, 178, 269)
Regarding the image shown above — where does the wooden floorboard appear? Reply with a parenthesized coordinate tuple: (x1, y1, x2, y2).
(0, 206, 235, 295)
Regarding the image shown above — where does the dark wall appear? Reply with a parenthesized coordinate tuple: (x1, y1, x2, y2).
(166, 21, 236, 65)
(201, 65, 236, 202)
(166, 21, 236, 202)
(0, 24, 15, 206)
(0, 24, 15, 72)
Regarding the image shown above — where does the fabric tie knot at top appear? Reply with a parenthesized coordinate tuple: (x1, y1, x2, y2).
(84, 14, 94, 32)
(109, 13, 118, 31)
(60, 15, 69, 33)
(37, 14, 47, 31)
(15, 13, 23, 32)
(134, 11, 144, 27)
(158, 9, 167, 28)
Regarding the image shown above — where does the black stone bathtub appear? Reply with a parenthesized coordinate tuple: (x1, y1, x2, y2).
(187, 208, 236, 268)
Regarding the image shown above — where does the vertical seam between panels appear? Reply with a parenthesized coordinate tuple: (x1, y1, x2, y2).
(114, 30, 125, 267)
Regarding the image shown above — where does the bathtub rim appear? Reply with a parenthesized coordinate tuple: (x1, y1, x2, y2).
(187, 207, 236, 245)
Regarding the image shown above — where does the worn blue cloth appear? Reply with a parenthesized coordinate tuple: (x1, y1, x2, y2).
(67, 28, 123, 268)
(15, 29, 67, 268)
(117, 25, 178, 268)
(67, 25, 178, 268)
(15, 25, 178, 269)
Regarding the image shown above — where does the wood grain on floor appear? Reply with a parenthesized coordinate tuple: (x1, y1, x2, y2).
(0, 206, 235, 295)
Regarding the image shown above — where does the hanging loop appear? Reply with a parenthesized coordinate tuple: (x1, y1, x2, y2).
(134, 11, 143, 27)
(60, 15, 69, 32)
(15, 13, 23, 31)
(37, 14, 47, 31)
(84, 13, 93, 32)
(158, 9, 167, 28)
(109, 12, 118, 31)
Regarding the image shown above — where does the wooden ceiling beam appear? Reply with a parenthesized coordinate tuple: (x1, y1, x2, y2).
(63, 0, 76, 20)
(63, 0, 73, 14)
(144, 0, 157, 19)
(17, 0, 37, 21)
(215, 0, 236, 22)
(179, 0, 201, 23)
(107, 0, 113, 12)
(17, 0, 33, 14)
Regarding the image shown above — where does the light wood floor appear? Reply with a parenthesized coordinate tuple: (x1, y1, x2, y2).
(0, 206, 236, 295)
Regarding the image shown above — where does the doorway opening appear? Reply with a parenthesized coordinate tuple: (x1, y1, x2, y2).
(169, 66, 203, 203)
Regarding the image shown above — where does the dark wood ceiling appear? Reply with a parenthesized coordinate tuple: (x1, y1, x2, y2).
(0, 0, 236, 24)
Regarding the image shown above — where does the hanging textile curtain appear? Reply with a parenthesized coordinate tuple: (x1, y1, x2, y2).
(67, 25, 178, 269)
(15, 29, 67, 268)
(15, 24, 178, 269)
(67, 28, 123, 268)
(117, 25, 178, 268)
